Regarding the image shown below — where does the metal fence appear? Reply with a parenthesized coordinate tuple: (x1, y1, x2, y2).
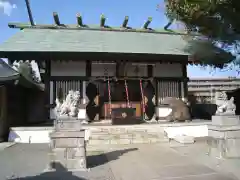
(53, 80, 82, 101)
(158, 80, 181, 104)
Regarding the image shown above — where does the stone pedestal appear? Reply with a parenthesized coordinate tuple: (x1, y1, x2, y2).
(212, 115, 240, 126)
(49, 118, 87, 171)
(208, 115, 240, 159)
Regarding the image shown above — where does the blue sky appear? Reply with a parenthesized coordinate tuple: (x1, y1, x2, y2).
(0, 0, 239, 77)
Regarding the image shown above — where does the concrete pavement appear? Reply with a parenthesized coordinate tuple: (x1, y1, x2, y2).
(0, 143, 237, 180)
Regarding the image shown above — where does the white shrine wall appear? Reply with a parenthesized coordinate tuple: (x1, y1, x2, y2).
(51, 61, 86, 76)
(153, 63, 183, 77)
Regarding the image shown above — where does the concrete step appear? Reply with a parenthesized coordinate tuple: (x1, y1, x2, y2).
(87, 130, 168, 145)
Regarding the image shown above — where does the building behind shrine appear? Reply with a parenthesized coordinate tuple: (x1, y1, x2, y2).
(188, 77, 240, 103)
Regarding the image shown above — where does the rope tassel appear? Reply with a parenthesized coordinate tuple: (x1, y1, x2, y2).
(139, 79, 145, 113)
(124, 80, 130, 108)
(107, 77, 112, 115)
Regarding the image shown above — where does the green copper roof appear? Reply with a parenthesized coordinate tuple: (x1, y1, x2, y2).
(0, 27, 189, 56)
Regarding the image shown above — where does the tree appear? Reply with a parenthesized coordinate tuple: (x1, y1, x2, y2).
(164, 0, 240, 69)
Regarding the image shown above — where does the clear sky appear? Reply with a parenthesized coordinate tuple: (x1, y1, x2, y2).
(0, 0, 239, 77)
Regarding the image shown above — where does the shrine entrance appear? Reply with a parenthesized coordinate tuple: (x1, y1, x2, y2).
(85, 78, 156, 124)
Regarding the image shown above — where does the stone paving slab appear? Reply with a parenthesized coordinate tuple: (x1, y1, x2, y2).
(0, 144, 115, 180)
(168, 141, 240, 180)
(104, 144, 236, 180)
(0, 142, 16, 151)
(0, 143, 237, 180)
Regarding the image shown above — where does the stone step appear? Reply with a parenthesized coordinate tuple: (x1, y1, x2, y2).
(89, 131, 165, 139)
(87, 137, 168, 146)
(87, 132, 168, 145)
(87, 127, 163, 134)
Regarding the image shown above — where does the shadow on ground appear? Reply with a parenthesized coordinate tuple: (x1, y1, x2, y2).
(87, 148, 138, 168)
(8, 163, 86, 180)
(7, 148, 138, 180)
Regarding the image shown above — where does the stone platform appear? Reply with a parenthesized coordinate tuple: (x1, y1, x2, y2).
(8, 120, 211, 146)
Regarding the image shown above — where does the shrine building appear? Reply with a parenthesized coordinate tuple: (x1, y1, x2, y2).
(0, 12, 192, 124)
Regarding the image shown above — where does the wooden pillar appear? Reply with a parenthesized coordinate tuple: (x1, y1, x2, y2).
(82, 81, 87, 104)
(53, 81, 56, 103)
(45, 59, 51, 121)
(155, 79, 159, 106)
(116, 62, 120, 77)
(80, 80, 83, 103)
(182, 62, 188, 99)
(86, 60, 91, 77)
(147, 65, 153, 78)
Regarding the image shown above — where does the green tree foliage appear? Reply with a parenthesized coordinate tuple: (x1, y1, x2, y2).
(164, 0, 239, 68)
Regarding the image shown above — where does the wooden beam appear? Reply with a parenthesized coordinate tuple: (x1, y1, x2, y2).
(53, 12, 61, 26)
(143, 17, 152, 29)
(100, 14, 106, 27)
(76, 13, 84, 27)
(122, 16, 129, 28)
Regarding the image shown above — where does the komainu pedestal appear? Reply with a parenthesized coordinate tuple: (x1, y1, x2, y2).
(48, 118, 87, 171)
(208, 115, 240, 159)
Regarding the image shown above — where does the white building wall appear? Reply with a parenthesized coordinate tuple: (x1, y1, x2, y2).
(153, 63, 183, 77)
(51, 61, 86, 76)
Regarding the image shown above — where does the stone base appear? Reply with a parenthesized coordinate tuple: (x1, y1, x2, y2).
(54, 119, 82, 131)
(212, 115, 240, 126)
(207, 137, 240, 159)
(208, 125, 240, 159)
(173, 135, 195, 144)
(49, 117, 87, 171)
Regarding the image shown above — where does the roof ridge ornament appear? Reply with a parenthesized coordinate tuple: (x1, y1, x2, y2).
(143, 17, 152, 29)
(100, 14, 106, 27)
(76, 13, 84, 27)
(122, 16, 129, 28)
(53, 12, 61, 26)
(24, 0, 35, 26)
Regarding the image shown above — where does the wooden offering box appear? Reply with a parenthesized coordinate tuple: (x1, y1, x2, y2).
(102, 102, 142, 120)
(111, 107, 143, 125)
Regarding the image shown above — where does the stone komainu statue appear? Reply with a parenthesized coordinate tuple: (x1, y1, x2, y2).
(215, 91, 236, 115)
(162, 97, 191, 122)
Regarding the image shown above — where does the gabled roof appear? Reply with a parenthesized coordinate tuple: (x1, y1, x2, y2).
(0, 59, 44, 90)
(0, 26, 189, 56)
(0, 59, 19, 81)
